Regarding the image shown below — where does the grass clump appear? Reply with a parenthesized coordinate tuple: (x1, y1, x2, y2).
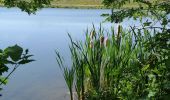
(56, 24, 170, 100)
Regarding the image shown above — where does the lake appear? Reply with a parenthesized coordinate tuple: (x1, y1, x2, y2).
(0, 7, 114, 100)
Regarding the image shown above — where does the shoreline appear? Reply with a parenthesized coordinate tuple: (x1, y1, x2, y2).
(0, 4, 139, 10)
(0, 3, 140, 10)
(0, 4, 107, 9)
(49, 4, 105, 9)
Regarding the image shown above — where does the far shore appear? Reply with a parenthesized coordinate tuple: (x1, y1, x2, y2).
(49, 4, 105, 9)
(0, 4, 106, 9)
(0, 0, 165, 10)
(0, 2, 141, 10)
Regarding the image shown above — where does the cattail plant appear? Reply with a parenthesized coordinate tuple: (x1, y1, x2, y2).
(100, 36, 105, 47)
(56, 24, 169, 100)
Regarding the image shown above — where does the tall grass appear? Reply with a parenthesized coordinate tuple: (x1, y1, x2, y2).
(56, 25, 170, 100)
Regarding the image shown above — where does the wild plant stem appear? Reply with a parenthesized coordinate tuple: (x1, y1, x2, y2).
(81, 63, 85, 100)
(0, 64, 20, 85)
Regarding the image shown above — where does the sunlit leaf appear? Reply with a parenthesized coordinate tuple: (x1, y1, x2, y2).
(142, 64, 150, 71)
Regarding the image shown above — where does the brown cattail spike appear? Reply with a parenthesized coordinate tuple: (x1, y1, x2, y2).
(105, 37, 109, 47)
(90, 29, 95, 40)
(90, 40, 93, 48)
(100, 36, 105, 47)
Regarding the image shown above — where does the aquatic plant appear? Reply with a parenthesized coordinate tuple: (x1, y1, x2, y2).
(56, 23, 170, 99)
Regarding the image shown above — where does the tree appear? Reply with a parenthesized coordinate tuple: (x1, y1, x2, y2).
(0, 0, 52, 14)
(102, 0, 170, 23)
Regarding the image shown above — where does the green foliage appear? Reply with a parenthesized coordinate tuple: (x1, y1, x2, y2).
(55, 1, 170, 100)
(100, 1, 170, 99)
(1, 0, 52, 14)
(102, 0, 170, 23)
(0, 45, 34, 94)
(4, 45, 23, 62)
(56, 24, 170, 99)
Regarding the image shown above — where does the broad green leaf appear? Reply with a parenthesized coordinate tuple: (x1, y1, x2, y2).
(4, 45, 23, 62)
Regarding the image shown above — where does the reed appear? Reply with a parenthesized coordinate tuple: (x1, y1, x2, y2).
(56, 24, 170, 100)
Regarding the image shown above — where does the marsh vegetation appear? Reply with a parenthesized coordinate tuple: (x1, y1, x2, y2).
(56, 0, 170, 100)
(0, 0, 170, 100)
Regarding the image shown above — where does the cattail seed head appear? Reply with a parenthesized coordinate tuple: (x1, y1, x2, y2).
(100, 36, 105, 46)
(104, 37, 109, 47)
(117, 24, 121, 40)
(90, 40, 93, 48)
(90, 29, 95, 40)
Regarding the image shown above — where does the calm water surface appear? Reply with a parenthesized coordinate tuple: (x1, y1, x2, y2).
(0, 8, 114, 100)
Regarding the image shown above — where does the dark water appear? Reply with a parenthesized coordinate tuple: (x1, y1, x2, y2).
(0, 8, 113, 100)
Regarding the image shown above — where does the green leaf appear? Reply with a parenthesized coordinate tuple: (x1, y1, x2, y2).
(143, 22, 152, 26)
(0, 76, 8, 85)
(142, 64, 150, 71)
(101, 13, 110, 17)
(162, 18, 168, 25)
(4, 45, 23, 62)
(18, 59, 35, 64)
(148, 91, 156, 98)
(0, 64, 9, 75)
(151, 68, 160, 75)
(23, 55, 34, 59)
